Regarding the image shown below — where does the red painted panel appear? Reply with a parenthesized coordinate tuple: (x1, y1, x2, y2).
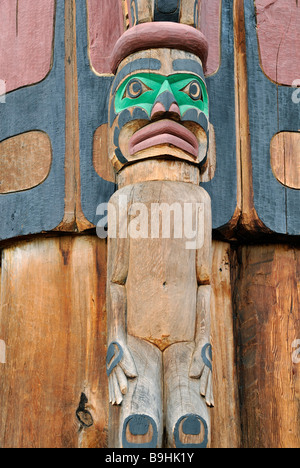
(88, 0, 124, 75)
(256, 0, 300, 86)
(200, 0, 221, 76)
(0, 0, 55, 93)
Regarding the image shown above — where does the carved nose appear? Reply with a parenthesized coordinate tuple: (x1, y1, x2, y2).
(151, 83, 181, 120)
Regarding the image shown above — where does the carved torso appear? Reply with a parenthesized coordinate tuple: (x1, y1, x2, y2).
(114, 180, 210, 350)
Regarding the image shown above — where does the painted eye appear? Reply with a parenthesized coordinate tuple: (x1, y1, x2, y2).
(124, 79, 149, 99)
(182, 80, 203, 101)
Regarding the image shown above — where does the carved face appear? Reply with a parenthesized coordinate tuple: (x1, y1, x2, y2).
(108, 49, 209, 172)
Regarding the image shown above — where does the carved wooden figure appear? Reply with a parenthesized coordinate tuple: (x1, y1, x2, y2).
(105, 20, 214, 448)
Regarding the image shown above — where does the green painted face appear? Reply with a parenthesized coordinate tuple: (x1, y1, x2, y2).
(115, 73, 209, 118)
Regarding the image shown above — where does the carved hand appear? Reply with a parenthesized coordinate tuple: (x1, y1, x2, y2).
(189, 340, 214, 407)
(106, 341, 138, 406)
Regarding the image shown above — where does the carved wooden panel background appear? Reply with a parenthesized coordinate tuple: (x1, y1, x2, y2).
(0, 0, 299, 449)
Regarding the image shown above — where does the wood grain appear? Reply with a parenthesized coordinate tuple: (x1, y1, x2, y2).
(117, 159, 200, 188)
(210, 241, 241, 448)
(234, 244, 300, 448)
(0, 131, 52, 194)
(0, 236, 108, 448)
(270, 131, 300, 190)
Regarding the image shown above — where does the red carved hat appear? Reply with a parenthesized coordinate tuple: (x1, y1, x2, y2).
(110, 22, 209, 74)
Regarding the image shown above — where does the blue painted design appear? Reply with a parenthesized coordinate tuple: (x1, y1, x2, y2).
(153, 90, 177, 112)
(130, 0, 139, 25)
(0, 1, 66, 241)
(154, 0, 181, 22)
(194, 0, 200, 28)
(172, 58, 205, 81)
(201, 343, 212, 372)
(113, 127, 120, 147)
(174, 414, 208, 448)
(111, 59, 161, 96)
(112, 107, 150, 165)
(106, 342, 124, 377)
(182, 414, 201, 435)
(122, 415, 158, 448)
(203, 0, 237, 230)
(117, 109, 132, 130)
(244, 0, 300, 235)
(75, 1, 116, 226)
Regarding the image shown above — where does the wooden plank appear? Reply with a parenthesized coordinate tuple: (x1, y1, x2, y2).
(0, 236, 108, 448)
(210, 241, 241, 448)
(234, 244, 300, 448)
(0, 0, 55, 93)
(55, 0, 94, 233)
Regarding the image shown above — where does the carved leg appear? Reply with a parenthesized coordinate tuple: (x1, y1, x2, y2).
(164, 342, 211, 448)
(118, 336, 163, 448)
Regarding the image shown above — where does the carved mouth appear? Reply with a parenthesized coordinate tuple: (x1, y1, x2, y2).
(129, 120, 199, 158)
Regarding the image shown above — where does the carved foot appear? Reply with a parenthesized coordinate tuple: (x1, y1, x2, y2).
(164, 342, 211, 448)
(112, 336, 163, 448)
(173, 413, 209, 448)
(122, 414, 159, 448)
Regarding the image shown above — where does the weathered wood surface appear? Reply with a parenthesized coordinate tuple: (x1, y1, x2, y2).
(210, 241, 241, 448)
(233, 244, 300, 448)
(0, 237, 241, 448)
(106, 180, 213, 448)
(0, 236, 108, 448)
(4, 236, 298, 448)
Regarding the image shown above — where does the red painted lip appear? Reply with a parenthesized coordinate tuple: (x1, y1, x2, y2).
(129, 120, 199, 158)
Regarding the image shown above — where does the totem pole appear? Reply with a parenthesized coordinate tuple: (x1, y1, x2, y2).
(105, 5, 214, 449)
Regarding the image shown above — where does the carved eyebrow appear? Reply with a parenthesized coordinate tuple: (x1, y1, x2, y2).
(172, 59, 205, 81)
(112, 58, 161, 94)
